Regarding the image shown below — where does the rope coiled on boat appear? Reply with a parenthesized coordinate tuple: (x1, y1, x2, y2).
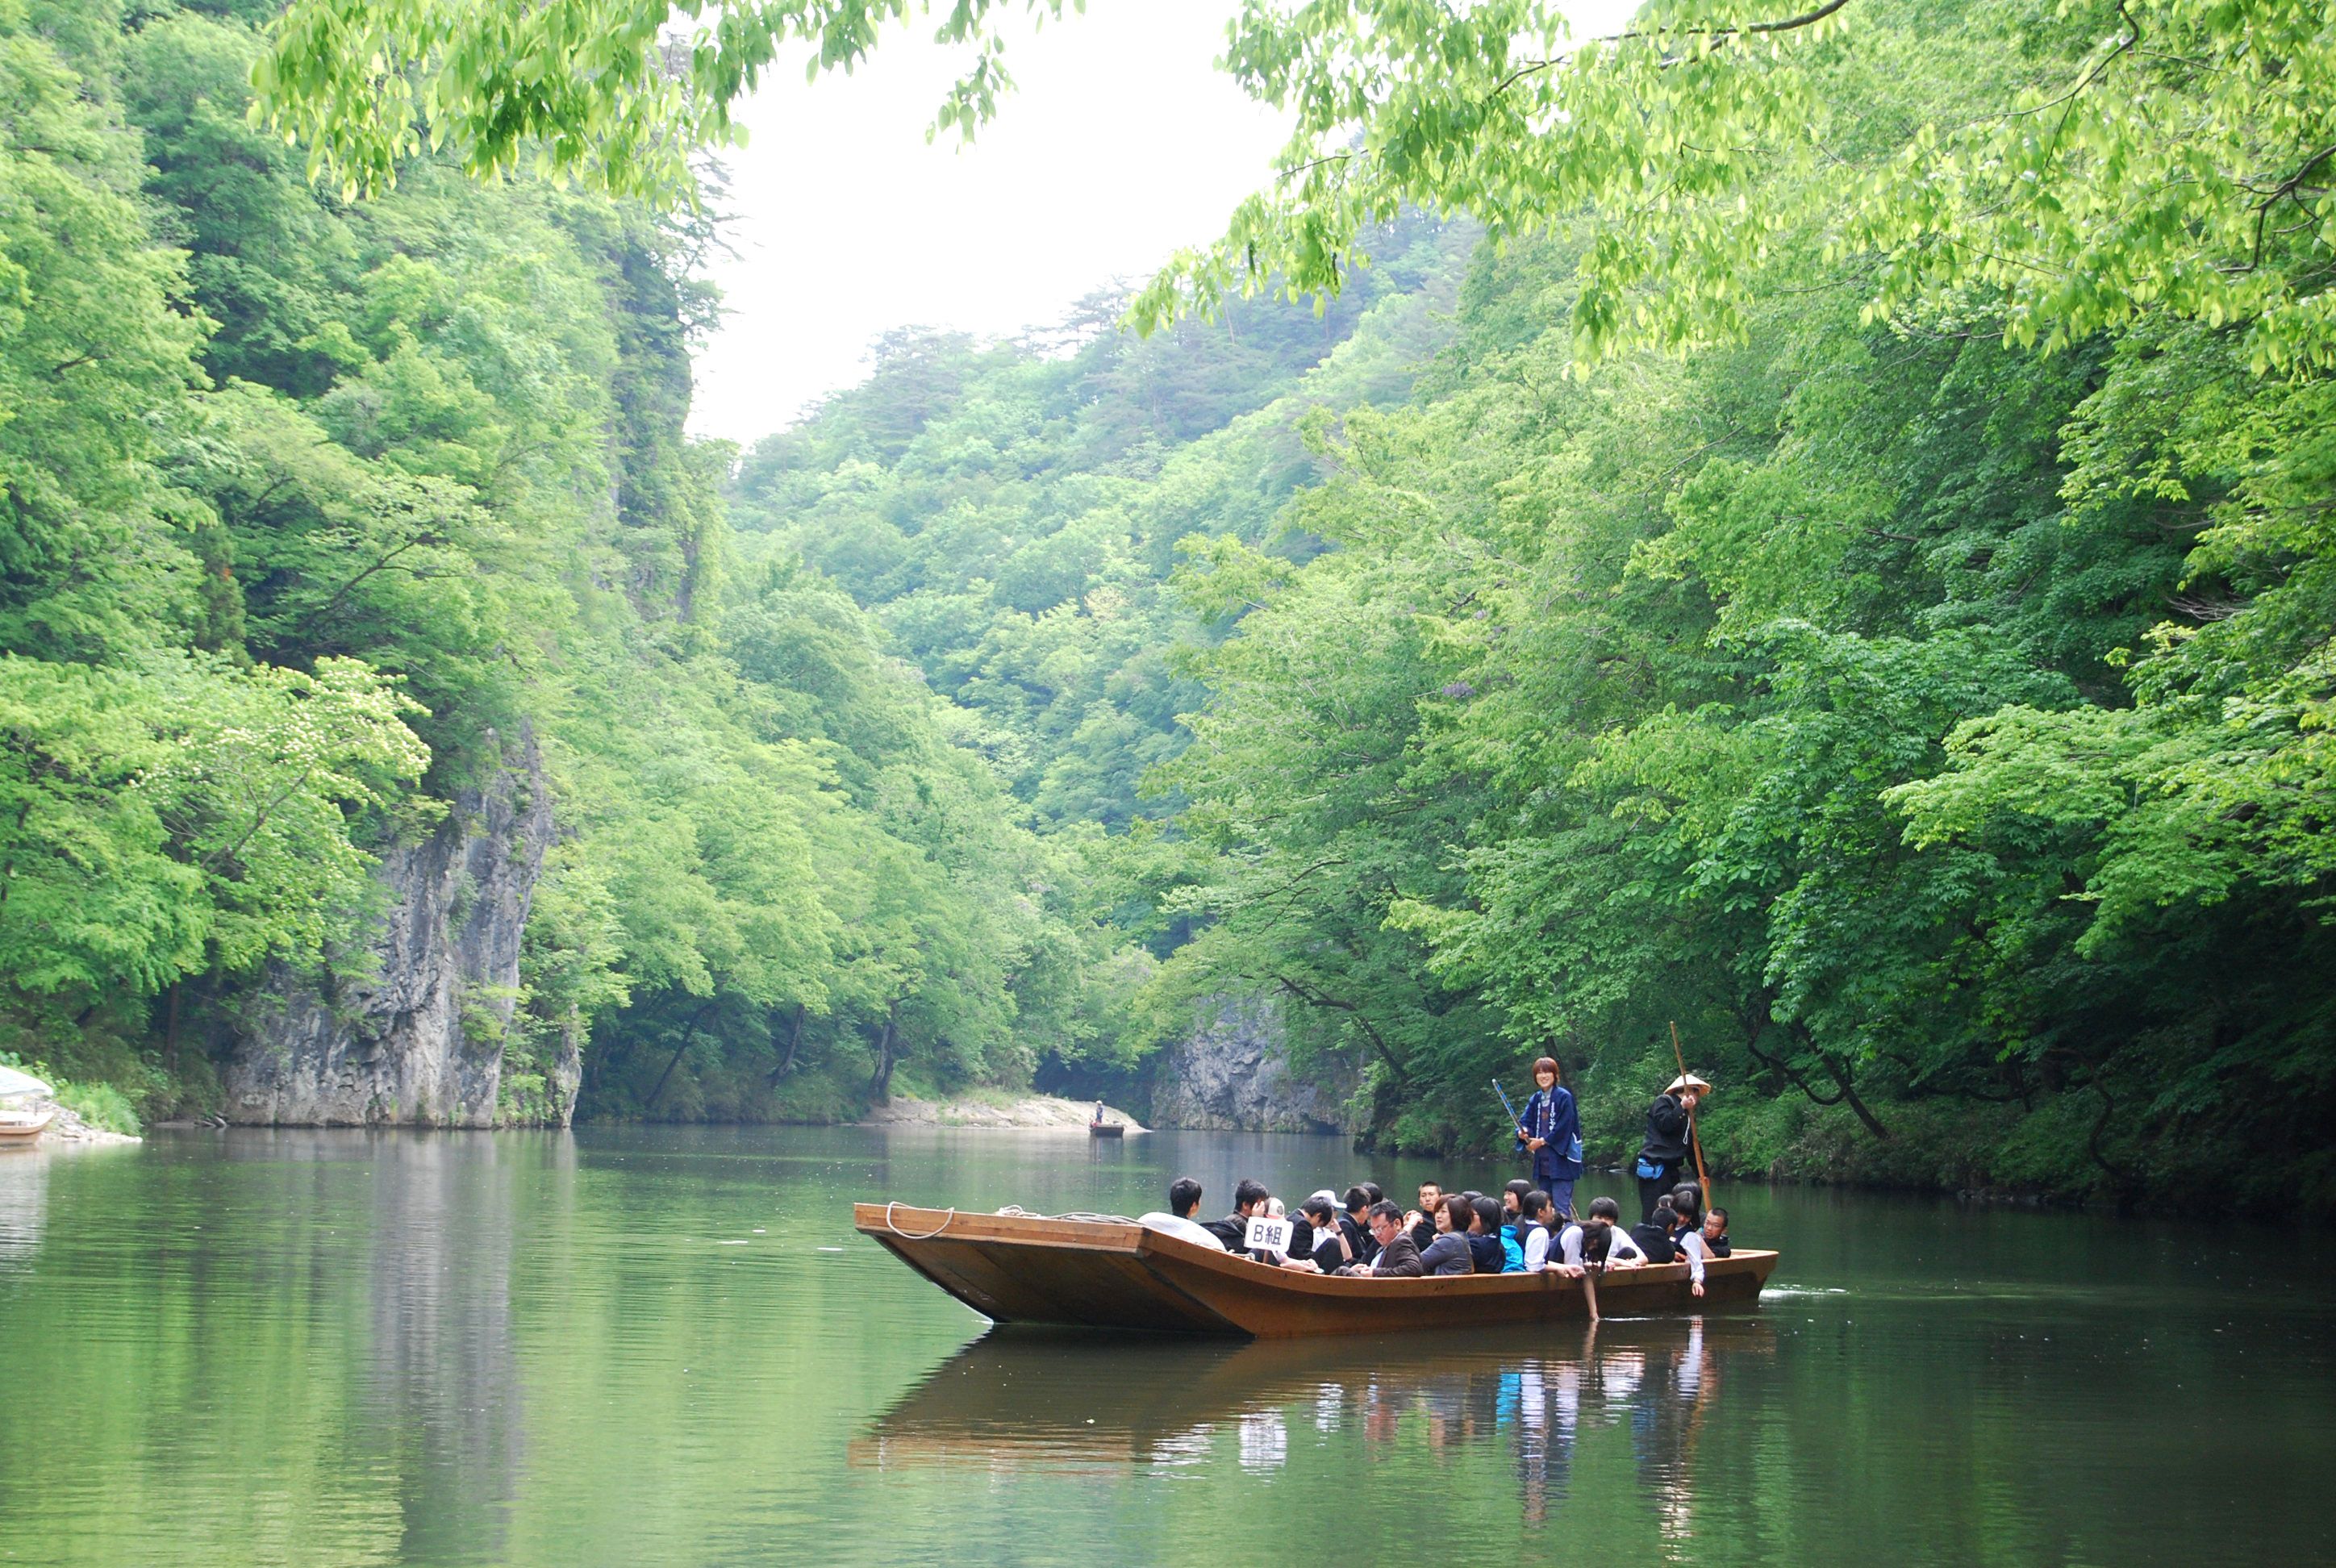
(886, 1203, 1141, 1237)
(883, 1202, 958, 1240)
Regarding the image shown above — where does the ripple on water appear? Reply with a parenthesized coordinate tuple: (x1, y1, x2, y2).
(0, 1127, 2331, 1567)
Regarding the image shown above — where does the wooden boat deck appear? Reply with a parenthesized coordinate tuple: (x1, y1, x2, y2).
(853, 1202, 1778, 1338)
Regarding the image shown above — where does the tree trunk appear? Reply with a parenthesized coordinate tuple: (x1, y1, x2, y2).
(1743, 1019, 1892, 1141)
(646, 1001, 716, 1112)
(867, 1003, 900, 1100)
(766, 1002, 808, 1084)
(162, 980, 182, 1077)
(1824, 1053, 1892, 1141)
(1270, 973, 1412, 1085)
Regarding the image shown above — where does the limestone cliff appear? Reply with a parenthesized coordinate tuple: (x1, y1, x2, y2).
(222, 732, 559, 1128)
(1146, 996, 1360, 1134)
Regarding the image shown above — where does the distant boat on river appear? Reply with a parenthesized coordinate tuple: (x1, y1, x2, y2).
(1088, 1120, 1125, 1138)
(854, 1203, 1778, 1337)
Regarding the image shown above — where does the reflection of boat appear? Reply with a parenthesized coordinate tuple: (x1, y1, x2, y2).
(851, 1319, 1775, 1471)
(853, 1203, 1778, 1337)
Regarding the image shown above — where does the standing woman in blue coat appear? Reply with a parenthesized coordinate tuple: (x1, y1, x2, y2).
(1516, 1056, 1583, 1223)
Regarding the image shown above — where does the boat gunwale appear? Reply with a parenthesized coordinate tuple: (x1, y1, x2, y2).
(852, 1201, 1778, 1301)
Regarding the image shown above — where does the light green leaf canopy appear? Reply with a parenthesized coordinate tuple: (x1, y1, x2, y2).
(252, 0, 1075, 202)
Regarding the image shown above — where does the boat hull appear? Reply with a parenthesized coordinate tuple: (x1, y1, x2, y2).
(853, 1203, 1777, 1338)
(0, 1111, 52, 1145)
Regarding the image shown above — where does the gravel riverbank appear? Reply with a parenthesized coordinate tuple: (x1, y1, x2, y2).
(859, 1093, 1145, 1131)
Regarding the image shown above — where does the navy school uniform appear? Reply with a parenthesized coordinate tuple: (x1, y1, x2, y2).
(1516, 1085, 1584, 1190)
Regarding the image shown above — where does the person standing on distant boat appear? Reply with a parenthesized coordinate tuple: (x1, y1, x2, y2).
(1516, 1057, 1583, 1223)
(1634, 1074, 1708, 1223)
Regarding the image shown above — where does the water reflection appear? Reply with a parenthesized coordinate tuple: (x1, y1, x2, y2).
(363, 1136, 513, 1559)
(6, 1126, 2333, 1566)
(859, 1316, 1771, 1533)
(0, 1145, 46, 1267)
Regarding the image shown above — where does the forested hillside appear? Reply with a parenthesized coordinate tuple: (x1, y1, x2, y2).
(1120, 0, 2336, 1210)
(725, 218, 1465, 835)
(10, 0, 2334, 1213)
(0, 0, 1134, 1128)
(721, 1, 2336, 1209)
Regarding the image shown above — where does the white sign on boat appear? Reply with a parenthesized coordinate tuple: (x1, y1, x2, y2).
(1243, 1216, 1292, 1256)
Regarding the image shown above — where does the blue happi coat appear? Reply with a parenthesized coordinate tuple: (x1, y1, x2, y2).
(1516, 1084, 1583, 1184)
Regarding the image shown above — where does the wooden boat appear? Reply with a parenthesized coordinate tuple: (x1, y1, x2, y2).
(1087, 1120, 1124, 1138)
(0, 1110, 53, 1145)
(854, 1202, 1779, 1338)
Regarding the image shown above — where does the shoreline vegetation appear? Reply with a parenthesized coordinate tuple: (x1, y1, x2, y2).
(6, 2, 2335, 1219)
(6, 1095, 142, 1149)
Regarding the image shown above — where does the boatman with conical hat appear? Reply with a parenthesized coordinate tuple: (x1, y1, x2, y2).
(1634, 1072, 1711, 1223)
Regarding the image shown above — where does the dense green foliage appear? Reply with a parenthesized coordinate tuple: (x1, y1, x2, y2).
(0, 0, 1129, 1122)
(1124, 2, 2336, 1209)
(254, 0, 1071, 204)
(725, 220, 1466, 837)
(712, 1, 2336, 1207)
(15, 0, 2336, 1212)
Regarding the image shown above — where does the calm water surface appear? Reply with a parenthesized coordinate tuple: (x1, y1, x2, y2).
(1, 1126, 2330, 1566)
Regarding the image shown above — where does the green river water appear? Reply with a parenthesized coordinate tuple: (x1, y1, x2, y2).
(0, 1126, 2330, 1566)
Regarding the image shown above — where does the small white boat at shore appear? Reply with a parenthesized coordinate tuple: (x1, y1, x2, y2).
(0, 1064, 55, 1148)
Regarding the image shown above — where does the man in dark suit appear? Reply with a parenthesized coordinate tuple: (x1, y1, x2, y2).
(1346, 1201, 1425, 1276)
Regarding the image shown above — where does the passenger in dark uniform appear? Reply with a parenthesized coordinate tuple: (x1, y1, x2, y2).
(1700, 1206, 1731, 1257)
(1466, 1195, 1506, 1274)
(1296, 1195, 1355, 1272)
(1203, 1178, 1272, 1254)
(1408, 1182, 1444, 1251)
(1342, 1186, 1379, 1264)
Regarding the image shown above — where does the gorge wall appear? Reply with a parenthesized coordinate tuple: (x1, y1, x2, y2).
(222, 734, 561, 1128)
(1145, 997, 1360, 1134)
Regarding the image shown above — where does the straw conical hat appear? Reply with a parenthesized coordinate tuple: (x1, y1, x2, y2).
(1666, 1074, 1713, 1095)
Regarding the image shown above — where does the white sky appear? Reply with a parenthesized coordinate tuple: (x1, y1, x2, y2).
(688, 0, 1635, 445)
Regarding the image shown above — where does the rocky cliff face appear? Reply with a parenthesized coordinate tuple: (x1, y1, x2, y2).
(1147, 996, 1359, 1134)
(223, 732, 560, 1128)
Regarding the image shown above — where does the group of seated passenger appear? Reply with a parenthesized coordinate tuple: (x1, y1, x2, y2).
(1140, 1175, 1732, 1300)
